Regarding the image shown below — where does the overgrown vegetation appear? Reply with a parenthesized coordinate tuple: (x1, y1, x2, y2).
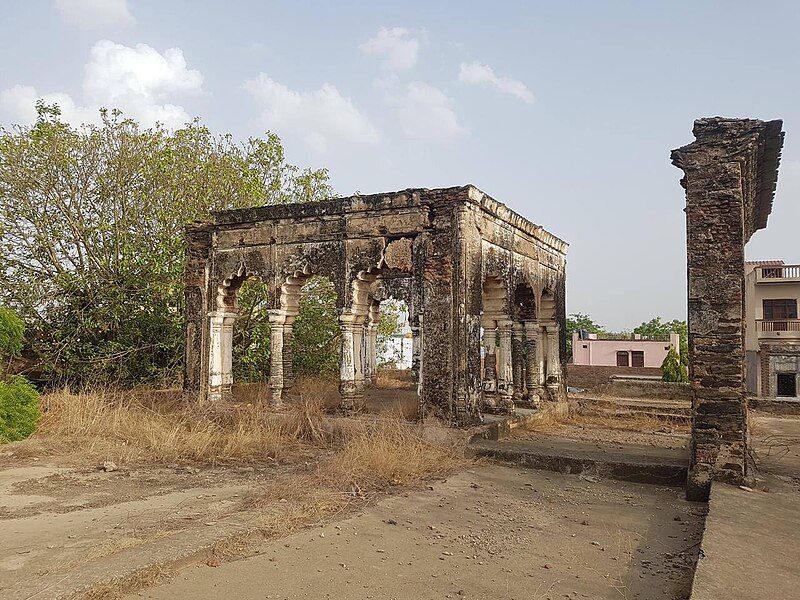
(0, 307, 40, 442)
(661, 347, 689, 383)
(0, 376, 41, 443)
(0, 103, 332, 387)
(24, 385, 463, 480)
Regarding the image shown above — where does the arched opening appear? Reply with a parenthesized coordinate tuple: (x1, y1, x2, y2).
(539, 288, 562, 396)
(232, 277, 272, 397)
(208, 266, 341, 404)
(340, 266, 419, 416)
(481, 276, 513, 413)
(269, 269, 340, 405)
(511, 281, 539, 406)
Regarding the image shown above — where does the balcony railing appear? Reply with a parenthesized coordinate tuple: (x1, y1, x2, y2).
(756, 265, 800, 282)
(756, 319, 800, 333)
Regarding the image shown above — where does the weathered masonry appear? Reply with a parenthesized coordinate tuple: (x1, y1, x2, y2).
(672, 118, 784, 500)
(183, 185, 568, 425)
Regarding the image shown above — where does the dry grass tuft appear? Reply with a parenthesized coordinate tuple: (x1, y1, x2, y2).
(31, 388, 303, 464)
(324, 418, 464, 488)
(70, 564, 174, 600)
(372, 368, 415, 389)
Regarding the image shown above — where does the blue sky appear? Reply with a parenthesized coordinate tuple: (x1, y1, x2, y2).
(1, 0, 799, 330)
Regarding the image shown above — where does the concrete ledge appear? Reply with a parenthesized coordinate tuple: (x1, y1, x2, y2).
(468, 402, 569, 443)
(690, 476, 800, 599)
(749, 397, 800, 415)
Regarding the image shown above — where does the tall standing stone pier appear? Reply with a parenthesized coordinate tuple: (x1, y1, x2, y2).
(672, 118, 784, 501)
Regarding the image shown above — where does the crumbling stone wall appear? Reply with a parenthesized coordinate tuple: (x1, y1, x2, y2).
(183, 185, 568, 426)
(672, 118, 784, 500)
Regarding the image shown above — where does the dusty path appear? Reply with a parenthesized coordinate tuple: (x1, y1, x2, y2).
(0, 462, 290, 599)
(134, 465, 705, 600)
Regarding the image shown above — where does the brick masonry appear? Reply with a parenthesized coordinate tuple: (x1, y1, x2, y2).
(566, 364, 661, 390)
(672, 118, 784, 501)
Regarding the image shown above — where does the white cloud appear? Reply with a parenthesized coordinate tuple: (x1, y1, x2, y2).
(0, 40, 202, 129)
(396, 81, 465, 140)
(55, 0, 134, 29)
(458, 61, 535, 104)
(359, 27, 419, 72)
(244, 74, 379, 153)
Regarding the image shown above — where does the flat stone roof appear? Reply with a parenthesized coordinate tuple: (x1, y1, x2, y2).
(212, 184, 569, 254)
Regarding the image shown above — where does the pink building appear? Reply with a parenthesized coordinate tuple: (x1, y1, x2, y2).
(572, 331, 680, 367)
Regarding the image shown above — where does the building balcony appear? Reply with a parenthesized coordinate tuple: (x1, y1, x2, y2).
(756, 319, 800, 339)
(755, 264, 800, 283)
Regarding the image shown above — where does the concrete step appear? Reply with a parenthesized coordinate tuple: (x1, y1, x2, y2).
(468, 436, 688, 487)
(574, 397, 691, 423)
(576, 405, 692, 424)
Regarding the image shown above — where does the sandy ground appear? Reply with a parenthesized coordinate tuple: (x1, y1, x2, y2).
(11, 401, 793, 599)
(0, 458, 320, 599)
(132, 465, 705, 600)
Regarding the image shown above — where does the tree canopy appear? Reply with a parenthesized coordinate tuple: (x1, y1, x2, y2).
(0, 104, 332, 386)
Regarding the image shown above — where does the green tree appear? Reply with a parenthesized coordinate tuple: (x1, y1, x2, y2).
(0, 103, 332, 386)
(661, 347, 688, 383)
(565, 313, 604, 359)
(291, 278, 341, 377)
(0, 308, 24, 367)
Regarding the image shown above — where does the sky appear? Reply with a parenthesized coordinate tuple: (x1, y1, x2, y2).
(1, 0, 799, 331)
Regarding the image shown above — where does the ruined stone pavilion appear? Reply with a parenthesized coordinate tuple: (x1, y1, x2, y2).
(183, 185, 568, 425)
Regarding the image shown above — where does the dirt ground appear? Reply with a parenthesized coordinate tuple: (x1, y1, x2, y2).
(0, 458, 311, 599)
(132, 465, 705, 600)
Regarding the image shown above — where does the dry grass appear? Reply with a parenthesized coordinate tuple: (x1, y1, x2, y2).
(11, 383, 468, 600)
(372, 368, 415, 389)
(20, 382, 466, 481)
(27, 388, 301, 464)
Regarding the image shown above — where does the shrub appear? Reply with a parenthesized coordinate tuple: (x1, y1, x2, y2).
(0, 375, 41, 443)
(661, 348, 688, 383)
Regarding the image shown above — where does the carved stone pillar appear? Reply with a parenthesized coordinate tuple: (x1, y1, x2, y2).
(268, 311, 293, 407)
(339, 314, 364, 414)
(523, 320, 543, 405)
(544, 322, 562, 400)
(512, 322, 526, 402)
(364, 302, 379, 385)
(411, 316, 422, 396)
(207, 311, 236, 401)
(496, 320, 515, 413)
(482, 326, 497, 394)
(207, 313, 225, 401)
(353, 319, 366, 396)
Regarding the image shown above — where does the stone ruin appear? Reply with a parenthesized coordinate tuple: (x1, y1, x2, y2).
(672, 117, 785, 500)
(183, 185, 568, 425)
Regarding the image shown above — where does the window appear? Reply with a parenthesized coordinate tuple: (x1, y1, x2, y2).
(763, 299, 797, 320)
(616, 351, 629, 367)
(777, 373, 797, 397)
(631, 351, 645, 367)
